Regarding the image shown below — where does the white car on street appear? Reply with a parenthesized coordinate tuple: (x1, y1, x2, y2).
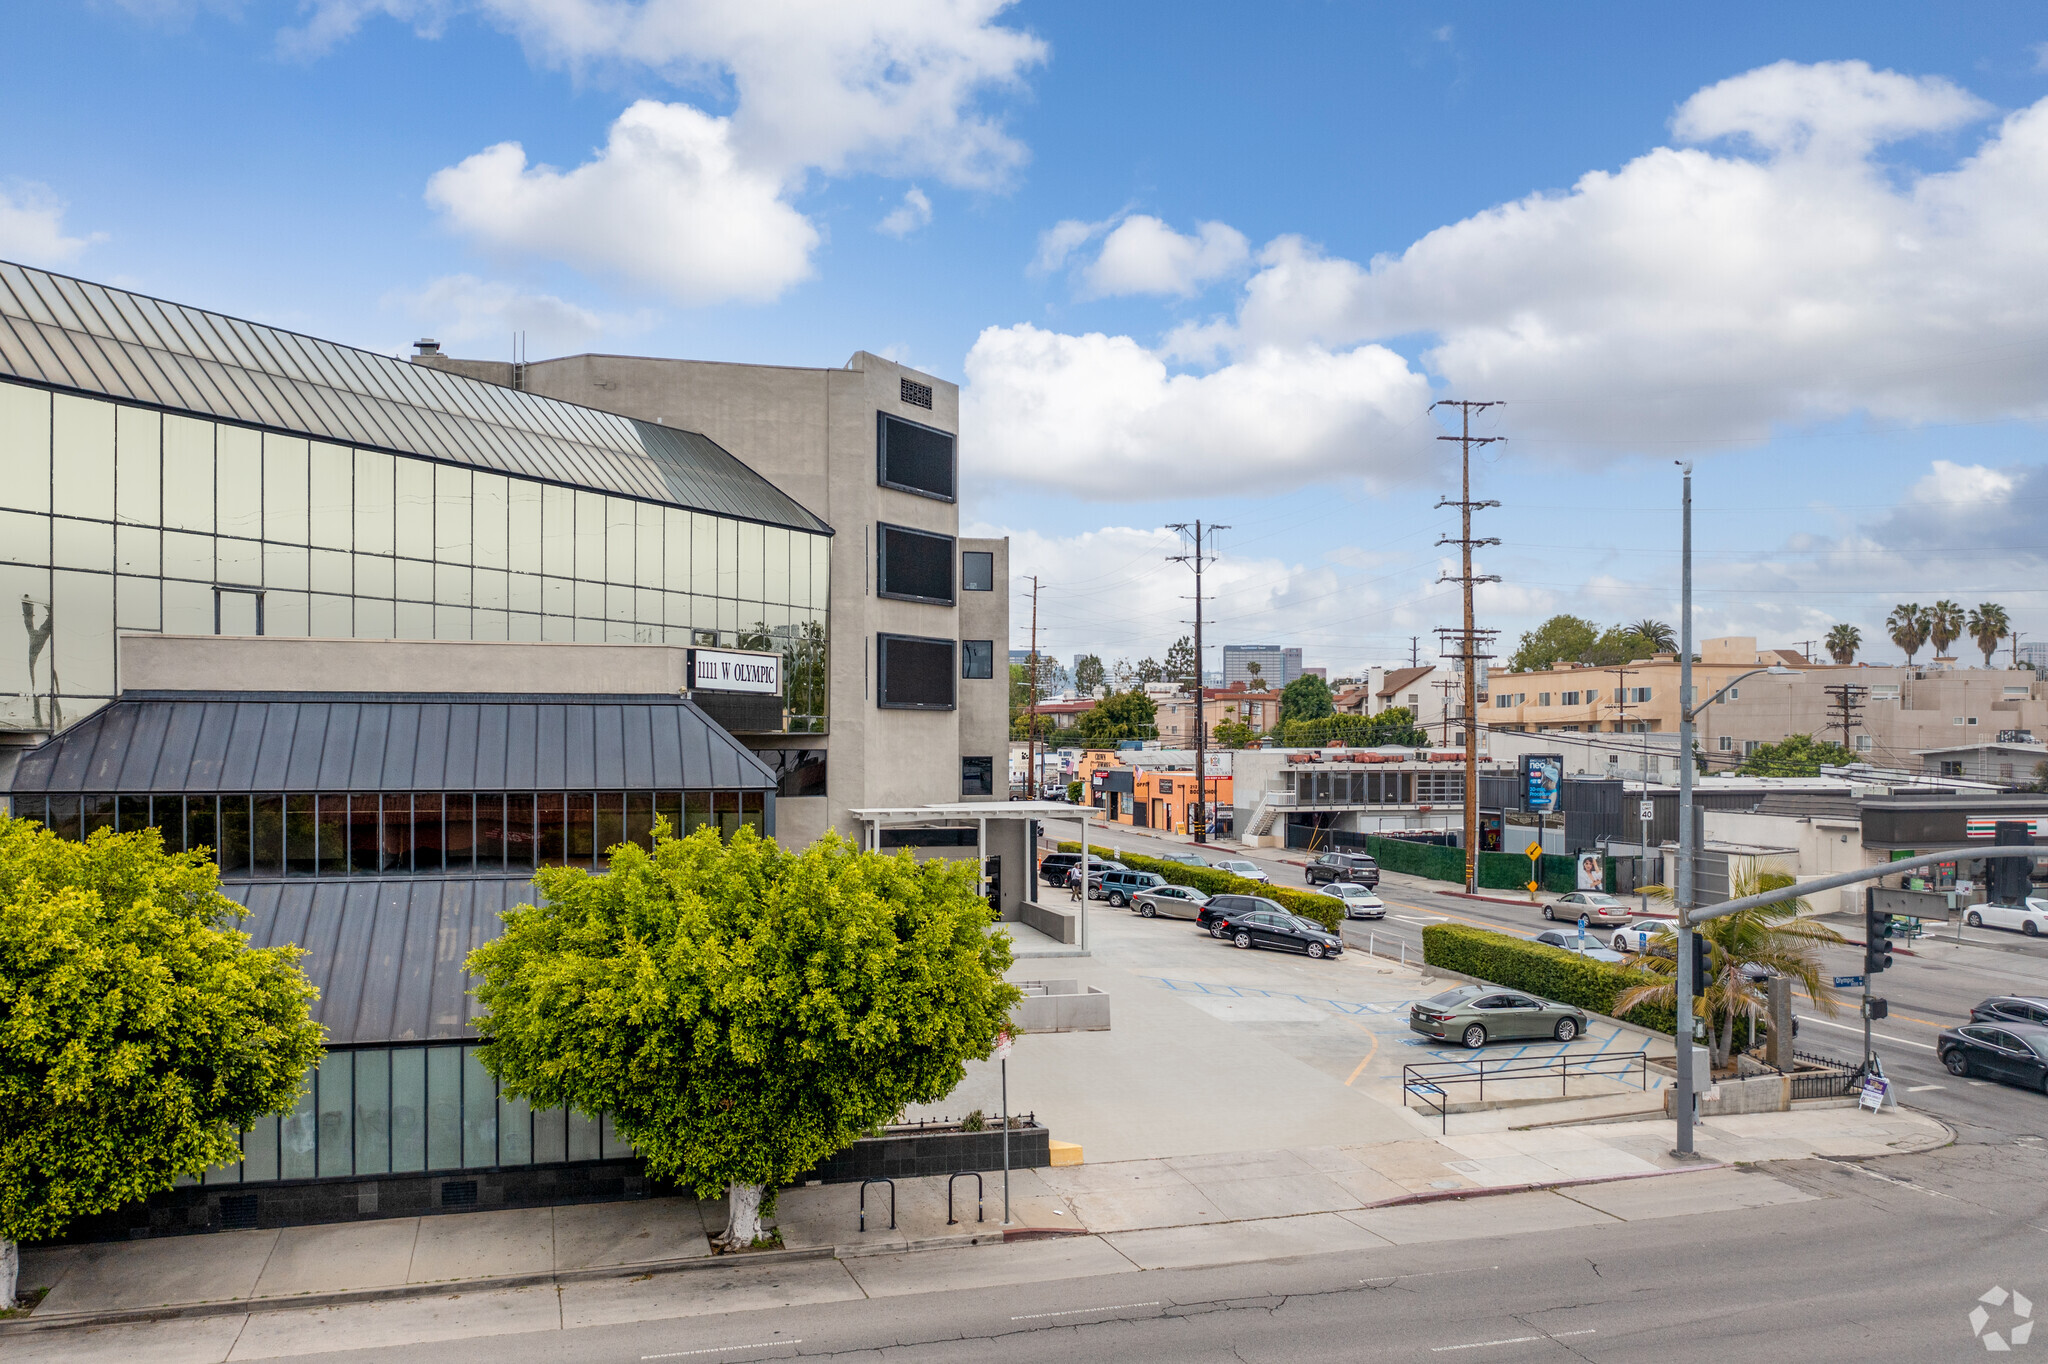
(1964, 897, 2048, 938)
(1318, 882, 1385, 919)
(1213, 859, 1270, 883)
(1532, 929, 1626, 963)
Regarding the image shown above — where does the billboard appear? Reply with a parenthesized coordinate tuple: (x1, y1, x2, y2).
(1520, 753, 1563, 814)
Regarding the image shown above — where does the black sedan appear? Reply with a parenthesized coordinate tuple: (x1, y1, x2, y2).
(1939, 1021, 2048, 1094)
(1210, 906, 1344, 960)
(1970, 996, 2048, 1028)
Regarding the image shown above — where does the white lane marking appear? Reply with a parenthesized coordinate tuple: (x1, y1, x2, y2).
(1010, 1302, 1161, 1321)
(643, 1343, 799, 1360)
(1395, 915, 1449, 924)
(1432, 1329, 1596, 1352)
(1795, 1015, 1937, 1050)
(1908, 1084, 1946, 1092)
(1363, 1266, 1499, 1284)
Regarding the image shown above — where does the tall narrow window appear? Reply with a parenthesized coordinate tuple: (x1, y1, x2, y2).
(285, 794, 317, 875)
(382, 794, 413, 874)
(594, 792, 624, 858)
(566, 793, 595, 864)
(412, 792, 445, 873)
(475, 794, 506, 869)
(536, 793, 567, 865)
(506, 792, 536, 870)
(218, 796, 252, 876)
(626, 792, 655, 851)
(251, 795, 285, 877)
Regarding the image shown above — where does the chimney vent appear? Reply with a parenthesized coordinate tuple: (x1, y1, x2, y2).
(414, 339, 440, 356)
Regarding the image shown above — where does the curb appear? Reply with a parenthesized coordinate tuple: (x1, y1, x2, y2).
(1365, 1157, 1731, 1209)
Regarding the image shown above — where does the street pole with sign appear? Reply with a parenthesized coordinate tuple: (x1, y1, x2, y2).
(1674, 462, 1698, 1158)
(996, 1028, 1014, 1225)
(1639, 798, 1653, 917)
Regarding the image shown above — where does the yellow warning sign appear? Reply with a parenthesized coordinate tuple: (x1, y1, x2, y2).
(1524, 842, 1543, 860)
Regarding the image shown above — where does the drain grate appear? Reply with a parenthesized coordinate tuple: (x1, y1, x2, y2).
(218, 1194, 259, 1230)
(441, 1179, 479, 1208)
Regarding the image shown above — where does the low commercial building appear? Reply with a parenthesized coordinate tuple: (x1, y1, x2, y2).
(1230, 746, 1511, 848)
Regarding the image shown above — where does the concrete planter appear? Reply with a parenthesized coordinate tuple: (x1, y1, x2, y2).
(807, 1123, 1050, 1184)
(1012, 979, 1110, 1032)
(1661, 1072, 1790, 1117)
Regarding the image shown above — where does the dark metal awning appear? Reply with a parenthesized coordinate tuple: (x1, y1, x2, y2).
(225, 877, 532, 1046)
(7, 692, 777, 794)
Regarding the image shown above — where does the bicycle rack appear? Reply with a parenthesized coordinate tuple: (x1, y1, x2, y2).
(947, 1172, 984, 1225)
(859, 1178, 895, 1232)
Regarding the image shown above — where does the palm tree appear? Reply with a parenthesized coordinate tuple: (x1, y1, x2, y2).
(1622, 868, 1845, 1068)
(1825, 623, 1861, 666)
(1629, 619, 1677, 652)
(1887, 603, 1929, 664)
(1928, 599, 1964, 658)
(1967, 603, 2011, 667)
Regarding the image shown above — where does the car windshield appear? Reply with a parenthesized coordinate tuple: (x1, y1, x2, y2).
(1281, 915, 1321, 932)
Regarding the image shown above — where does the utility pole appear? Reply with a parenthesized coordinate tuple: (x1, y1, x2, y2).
(1792, 639, 1818, 664)
(1434, 400, 1503, 894)
(1431, 674, 1460, 748)
(1824, 681, 1866, 754)
(1409, 636, 1422, 669)
(1168, 522, 1228, 843)
(1675, 460, 1699, 1159)
(1026, 576, 1042, 800)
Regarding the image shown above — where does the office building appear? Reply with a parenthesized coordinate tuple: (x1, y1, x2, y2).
(1221, 644, 1301, 690)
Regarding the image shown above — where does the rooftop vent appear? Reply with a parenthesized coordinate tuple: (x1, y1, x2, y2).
(900, 377, 934, 409)
(414, 339, 440, 356)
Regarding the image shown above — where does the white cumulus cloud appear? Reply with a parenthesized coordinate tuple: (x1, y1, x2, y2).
(1081, 216, 1249, 297)
(0, 182, 106, 266)
(425, 101, 820, 305)
(384, 273, 648, 352)
(878, 186, 933, 237)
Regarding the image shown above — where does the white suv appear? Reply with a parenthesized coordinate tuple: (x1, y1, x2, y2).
(1213, 859, 1270, 884)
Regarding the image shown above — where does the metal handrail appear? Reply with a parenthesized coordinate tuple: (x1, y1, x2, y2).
(1402, 1050, 1650, 1134)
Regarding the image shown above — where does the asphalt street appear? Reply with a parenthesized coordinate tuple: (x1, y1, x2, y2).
(248, 1142, 2048, 1363)
(1076, 824, 2048, 1144)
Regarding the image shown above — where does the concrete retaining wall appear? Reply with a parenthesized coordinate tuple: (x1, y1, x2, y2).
(1018, 900, 1079, 944)
(1662, 1072, 1790, 1117)
(1012, 979, 1109, 1032)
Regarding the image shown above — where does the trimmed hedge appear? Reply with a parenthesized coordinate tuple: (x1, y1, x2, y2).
(1359, 835, 1616, 895)
(1052, 842, 1344, 933)
(1422, 922, 1676, 1035)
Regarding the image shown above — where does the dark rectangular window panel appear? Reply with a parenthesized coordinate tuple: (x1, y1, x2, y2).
(626, 791, 655, 852)
(683, 792, 711, 838)
(714, 791, 740, 841)
(506, 792, 536, 870)
(47, 796, 80, 841)
(881, 827, 978, 848)
(566, 793, 595, 864)
(655, 791, 682, 841)
(900, 376, 934, 409)
(116, 794, 150, 833)
(285, 794, 317, 875)
(962, 551, 993, 592)
(382, 794, 413, 874)
(740, 791, 764, 837)
(876, 412, 955, 501)
(537, 792, 567, 865)
(154, 795, 186, 853)
(475, 794, 506, 869)
(764, 750, 827, 799)
(446, 793, 475, 873)
(83, 793, 116, 840)
(345, 794, 380, 875)
(878, 633, 956, 710)
(962, 756, 994, 796)
(962, 639, 993, 679)
(184, 796, 215, 859)
(413, 792, 445, 873)
(316, 795, 348, 876)
(594, 792, 625, 857)
(218, 796, 251, 876)
(251, 795, 285, 877)
(876, 522, 955, 604)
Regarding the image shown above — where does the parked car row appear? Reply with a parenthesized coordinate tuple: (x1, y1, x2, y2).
(1941, 995, 2048, 1095)
(1197, 894, 1345, 960)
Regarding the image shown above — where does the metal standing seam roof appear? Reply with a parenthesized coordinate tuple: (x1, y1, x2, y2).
(224, 877, 533, 1045)
(0, 259, 831, 536)
(6, 693, 777, 794)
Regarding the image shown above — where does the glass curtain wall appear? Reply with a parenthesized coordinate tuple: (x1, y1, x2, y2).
(187, 1043, 637, 1187)
(0, 380, 831, 731)
(18, 791, 768, 875)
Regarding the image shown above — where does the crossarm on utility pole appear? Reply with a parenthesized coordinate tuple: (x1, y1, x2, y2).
(1682, 845, 2038, 927)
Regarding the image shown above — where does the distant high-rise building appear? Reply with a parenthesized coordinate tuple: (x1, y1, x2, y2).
(2020, 641, 2048, 673)
(1223, 645, 1303, 689)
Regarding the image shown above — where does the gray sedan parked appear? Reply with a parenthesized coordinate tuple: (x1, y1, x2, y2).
(1131, 884, 1210, 920)
(1409, 984, 1589, 1048)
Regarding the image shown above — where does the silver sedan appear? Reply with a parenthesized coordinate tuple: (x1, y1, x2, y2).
(1130, 884, 1211, 920)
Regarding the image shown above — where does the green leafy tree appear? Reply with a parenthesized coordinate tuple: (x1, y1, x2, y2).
(1279, 706, 1428, 748)
(1929, 599, 1964, 657)
(1507, 615, 1601, 672)
(1887, 603, 1929, 664)
(1073, 655, 1106, 694)
(1825, 623, 1861, 666)
(0, 818, 323, 1300)
(468, 826, 1020, 1250)
(1211, 718, 1256, 749)
(1733, 733, 1857, 777)
(1968, 603, 2011, 666)
(1245, 661, 1266, 690)
(1072, 689, 1158, 743)
(1133, 656, 1164, 684)
(1164, 635, 1198, 689)
(1278, 673, 1335, 724)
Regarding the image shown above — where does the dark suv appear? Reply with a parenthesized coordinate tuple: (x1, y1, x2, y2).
(1304, 852, 1379, 889)
(1092, 869, 1167, 905)
(1039, 852, 1119, 887)
(1198, 892, 1290, 938)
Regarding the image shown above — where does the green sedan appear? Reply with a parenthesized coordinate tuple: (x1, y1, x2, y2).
(1408, 985, 1588, 1048)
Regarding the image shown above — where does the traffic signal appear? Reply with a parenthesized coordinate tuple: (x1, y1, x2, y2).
(1690, 931, 1712, 992)
(1865, 997, 1889, 1021)
(1989, 820, 2035, 905)
(1864, 900, 1893, 975)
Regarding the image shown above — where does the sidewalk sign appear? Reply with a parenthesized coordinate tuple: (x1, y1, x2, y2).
(1858, 1075, 1890, 1112)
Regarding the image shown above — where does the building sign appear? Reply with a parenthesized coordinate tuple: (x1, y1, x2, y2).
(1576, 853, 1604, 891)
(1521, 753, 1563, 814)
(1966, 817, 2042, 839)
(689, 648, 782, 695)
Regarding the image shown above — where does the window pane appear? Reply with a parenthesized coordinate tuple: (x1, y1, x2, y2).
(654, 791, 681, 842)
(251, 794, 285, 877)
(349, 793, 382, 875)
(46, 795, 80, 840)
(217, 795, 251, 875)
(594, 792, 624, 859)
(635, 501, 663, 588)
(263, 434, 309, 545)
(161, 414, 213, 533)
(626, 792, 654, 852)
(216, 425, 261, 538)
(0, 379, 51, 514)
(354, 449, 395, 554)
(498, 1089, 532, 1166)
(80, 793, 114, 839)
(606, 497, 635, 584)
(116, 793, 150, 832)
(683, 792, 710, 838)
(157, 527, 207, 580)
(115, 405, 160, 527)
(541, 485, 575, 578)
(475, 793, 505, 868)
(536, 792, 567, 865)
(411, 792, 443, 873)
(567, 1107, 601, 1162)
(152, 794, 185, 852)
(391, 1047, 426, 1172)
(280, 1081, 318, 1179)
(52, 570, 114, 703)
(316, 1051, 353, 1177)
(315, 794, 347, 875)
(51, 393, 114, 521)
(509, 480, 541, 574)
(427, 1046, 462, 1170)
(764, 526, 789, 604)
(691, 513, 718, 597)
(601, 1112, 634, 1159)
(738, 521, 763, 601)
(184, 795, 216, 859)
(566, 793, 595, 863)
(353, 1049, 390, 1175)
(283, 793, 317, 875)
(663, 509, 689, 593)
(242, 1112, 280, 1183)
(532, 1107, 567, 1164)
(472, 470, 507, 570)
(382, 794, 413, 874)
(461, 1047, 497, 1168)
(395, 456, 434, 559)
(444, 792, 473, 872)
(506, 792, 536, 870)
(714, 791, 740, 841)
(576, 491, 605, 581)
(435, 464, 471, 563)
(741, 791, 763, 836)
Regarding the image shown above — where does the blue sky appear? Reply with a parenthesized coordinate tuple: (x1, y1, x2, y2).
(5, 2, 2046, 678)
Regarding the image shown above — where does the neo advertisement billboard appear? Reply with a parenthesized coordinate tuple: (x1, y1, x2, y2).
(1521, 753, 1563, 814)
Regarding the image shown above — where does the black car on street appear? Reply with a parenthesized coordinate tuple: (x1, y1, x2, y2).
(1939, 1021, 2048, 1094)
(1206, 903, 1344, 959)
(1303, 852, 1379, 889)
(1970, 996, 2048, 1028)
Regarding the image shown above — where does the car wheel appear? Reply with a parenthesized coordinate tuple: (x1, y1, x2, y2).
(1210, 923, 1228, 939)
(1967, 911, 1984, 928)
(1307, 942, 1326, 959)
(1554, 1018, 1579, 1042)
(2027, 920, 2041, 938)
(1944, 1049, 1970, 1078)
(1462, 1024, 1487, 1049)
(1543, 905, 1556, 921)
(1139, 903, 1156, 918)
(1233, 931, 1252, 949)
(1109, 892, 1126, 907)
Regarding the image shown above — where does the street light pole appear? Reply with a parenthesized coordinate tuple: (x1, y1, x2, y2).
(1675, 462, 1698, 1158)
